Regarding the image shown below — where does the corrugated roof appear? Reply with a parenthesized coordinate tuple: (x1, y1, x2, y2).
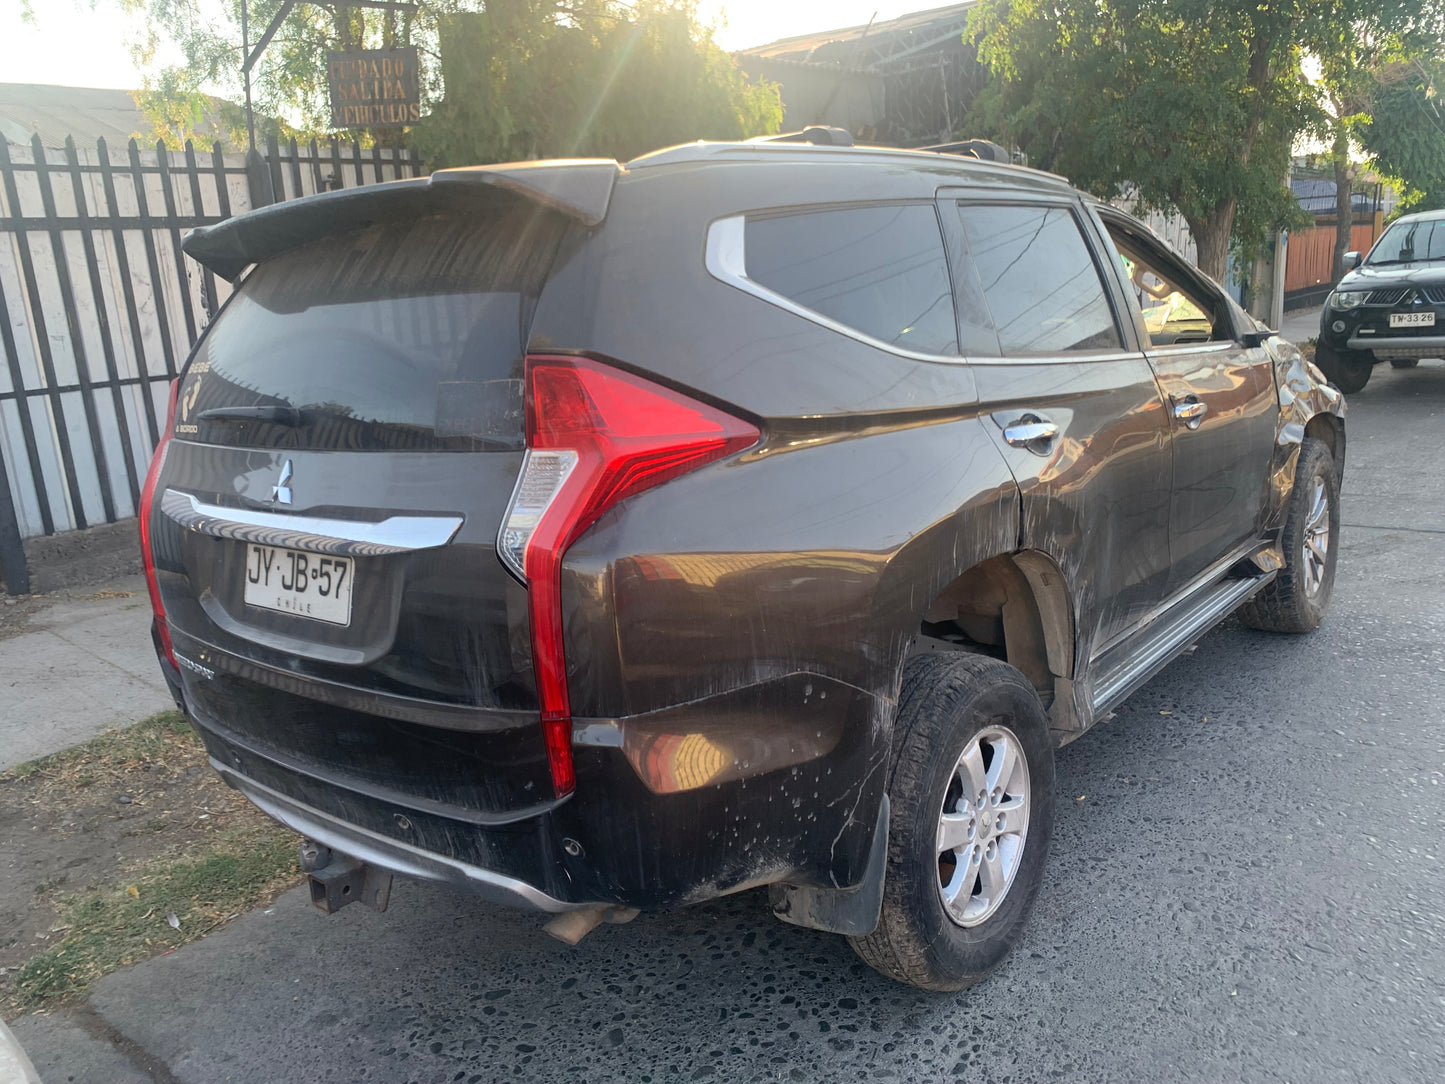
(0, 82, 230, 149)
(735, 3, 977, 63)
(0, 83, 150, 148)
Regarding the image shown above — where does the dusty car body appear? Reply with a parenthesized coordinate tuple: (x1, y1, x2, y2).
(140, 141, 1345, 988)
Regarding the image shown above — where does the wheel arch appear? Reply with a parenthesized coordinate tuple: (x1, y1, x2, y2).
(908, 549, 1082, 744)
(1304, 411, 1346, 484)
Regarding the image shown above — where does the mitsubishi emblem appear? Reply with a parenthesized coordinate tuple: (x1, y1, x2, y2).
(271, 459, 293, 505)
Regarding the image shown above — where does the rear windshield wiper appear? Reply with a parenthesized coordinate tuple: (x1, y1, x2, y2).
(197, 405, 303, 426)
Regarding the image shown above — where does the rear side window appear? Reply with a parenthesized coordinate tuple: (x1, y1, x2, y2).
(956, 203, 1122, 355)
(745, 203, 958, 355)
(176, 206, 567, 451)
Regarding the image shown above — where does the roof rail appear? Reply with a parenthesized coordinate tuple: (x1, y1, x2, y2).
(919, 139, 1013, 163)
(754, 126, 855, 147)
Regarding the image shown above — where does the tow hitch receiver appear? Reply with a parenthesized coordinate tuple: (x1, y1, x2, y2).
(300, 840, 392, 914)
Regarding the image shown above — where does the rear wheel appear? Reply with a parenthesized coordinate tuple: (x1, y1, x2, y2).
(1314, 341, 1373, 393)
(1390, 358, 1420, 369)
(1238, 438, 1340, 633)
(850, 652, 1055, 991)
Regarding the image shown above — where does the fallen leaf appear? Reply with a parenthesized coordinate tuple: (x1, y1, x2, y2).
(1076, 795, 1086, 802)
(166, 912, 181, 929)
(127, 884, 139, 898)
(1160, 710, 1172, 716)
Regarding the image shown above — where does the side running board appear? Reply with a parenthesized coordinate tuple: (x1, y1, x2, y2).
(1089, 572, 1273, 719)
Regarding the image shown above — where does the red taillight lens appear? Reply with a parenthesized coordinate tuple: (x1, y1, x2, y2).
(139, 379, 180, 669)
(500, 356, 759, 797)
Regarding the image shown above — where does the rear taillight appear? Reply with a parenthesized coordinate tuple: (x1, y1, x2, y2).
(139, 379, 181, 669)
(499, 356, 759, 796)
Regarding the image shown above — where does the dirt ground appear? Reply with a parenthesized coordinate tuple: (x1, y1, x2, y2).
(0, 591, 56, 641)
(0, 715, 299, 1007)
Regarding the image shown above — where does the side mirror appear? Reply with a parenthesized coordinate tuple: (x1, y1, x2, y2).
(1239, 329, 1273, 349)
(1344, 251, 1363, 270)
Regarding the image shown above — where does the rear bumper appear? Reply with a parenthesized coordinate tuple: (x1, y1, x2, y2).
(215, 762, 593, 912)
(177, 646, 888, 914)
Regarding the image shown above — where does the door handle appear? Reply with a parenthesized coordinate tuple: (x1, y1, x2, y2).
(1172, 396, 1208, 430)
(1002, 414, 1060, 453)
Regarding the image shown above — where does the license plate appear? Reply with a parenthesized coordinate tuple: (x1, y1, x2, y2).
(1389, 311, 1435, 328)
(243, 544, 353, 626)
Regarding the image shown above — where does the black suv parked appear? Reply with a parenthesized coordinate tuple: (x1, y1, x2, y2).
(1316, 207, 1445, 392)
(141, 141, 1346, 991)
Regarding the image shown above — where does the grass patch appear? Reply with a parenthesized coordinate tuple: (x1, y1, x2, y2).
(2, 710, 300, 1013)
(3, 710, 193, 784)
(6, 824, 298, 1011)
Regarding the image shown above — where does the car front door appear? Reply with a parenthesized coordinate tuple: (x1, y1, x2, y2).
(1091, 209, 1278, 592)
(943, 194, 1174, 665)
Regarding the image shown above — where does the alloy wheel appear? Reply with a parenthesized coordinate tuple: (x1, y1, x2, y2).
(936, 724, 1031, 927)
(1301, 479, 1331, 597)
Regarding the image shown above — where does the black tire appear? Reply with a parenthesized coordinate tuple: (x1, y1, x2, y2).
(1314, 341, 1372, 394)
(1237, 437, 1340, 634)
(1390, 358, 1420, 369)
(850, 652, 1055, 991)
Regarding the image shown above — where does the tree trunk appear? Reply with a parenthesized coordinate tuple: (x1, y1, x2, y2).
(1185, 199, 1236, 283)
(1331, 120, 1354, 284)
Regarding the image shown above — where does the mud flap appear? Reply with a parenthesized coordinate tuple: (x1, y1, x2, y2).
(768, 795, 888, 936)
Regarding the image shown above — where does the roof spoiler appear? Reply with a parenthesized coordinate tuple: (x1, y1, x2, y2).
(182, 159, 620, 281)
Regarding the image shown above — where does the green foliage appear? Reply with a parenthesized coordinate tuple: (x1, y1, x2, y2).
(1358, 57, 1445, 214)
(103, 1, 780, 160)
(414, 1, 781, 167)
(967, 0, 1321, 277)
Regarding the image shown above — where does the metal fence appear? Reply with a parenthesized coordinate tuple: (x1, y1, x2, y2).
(0, 133, 421, 592)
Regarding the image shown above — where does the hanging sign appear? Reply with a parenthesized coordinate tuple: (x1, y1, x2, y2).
(328, 48, 420, 128)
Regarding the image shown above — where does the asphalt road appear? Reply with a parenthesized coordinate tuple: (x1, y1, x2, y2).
(16, 360, 1445, 1084)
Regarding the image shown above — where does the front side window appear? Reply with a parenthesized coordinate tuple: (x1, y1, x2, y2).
(956, 203, 1122, 355)
(744, 203, 959, 355)
(1105, 225, 1223, 347)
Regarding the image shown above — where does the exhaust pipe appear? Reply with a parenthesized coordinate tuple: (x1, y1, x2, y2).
(544, 905, 640, 945)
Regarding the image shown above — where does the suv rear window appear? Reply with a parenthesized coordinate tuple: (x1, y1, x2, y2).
(176, 207, 567, 451)
(957, 203, 1122, 355)
(745, 203, 958, 355)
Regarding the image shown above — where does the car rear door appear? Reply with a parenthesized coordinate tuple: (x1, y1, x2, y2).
(942, 192, 1174, 662)
(1091, 209, 1277, 592)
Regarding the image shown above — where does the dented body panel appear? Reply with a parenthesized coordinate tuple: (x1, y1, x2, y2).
(1263, 335, 1347, 528)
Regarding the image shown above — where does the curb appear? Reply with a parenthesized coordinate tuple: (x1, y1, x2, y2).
(0, 1019, 41, 1084)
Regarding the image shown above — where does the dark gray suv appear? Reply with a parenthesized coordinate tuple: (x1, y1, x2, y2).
(140, 141, 1345, 991)
(1316, 207, 1445, 392)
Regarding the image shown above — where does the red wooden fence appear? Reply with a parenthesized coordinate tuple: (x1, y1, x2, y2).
(1285, 222, 1377, 293)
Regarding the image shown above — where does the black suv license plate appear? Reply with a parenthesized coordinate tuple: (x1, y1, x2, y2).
(243, 544, 354, 626)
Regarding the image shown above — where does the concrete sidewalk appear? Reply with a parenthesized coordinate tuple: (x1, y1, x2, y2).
(1278, 305, 1321, 344)
(0, 574, 173, 772)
